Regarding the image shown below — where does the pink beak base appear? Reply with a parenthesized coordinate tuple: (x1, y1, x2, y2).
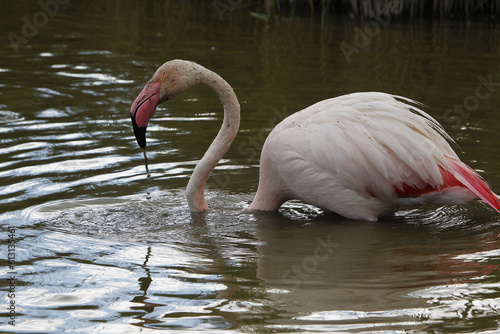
(130, 81, 162, 149)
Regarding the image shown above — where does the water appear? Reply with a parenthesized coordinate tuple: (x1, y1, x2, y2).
(2, 1, 500, 332)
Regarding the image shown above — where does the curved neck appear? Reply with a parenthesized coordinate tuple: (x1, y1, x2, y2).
(186, 67, 240, 211)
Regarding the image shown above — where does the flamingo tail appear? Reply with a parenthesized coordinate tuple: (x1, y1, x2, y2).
(446, 156, 500, 213)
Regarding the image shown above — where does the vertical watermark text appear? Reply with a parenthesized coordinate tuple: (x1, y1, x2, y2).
(5, 227, 17, 326)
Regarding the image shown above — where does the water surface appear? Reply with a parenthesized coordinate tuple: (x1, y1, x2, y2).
(2, 1, 500, 333)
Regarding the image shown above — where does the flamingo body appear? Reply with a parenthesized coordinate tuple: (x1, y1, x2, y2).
(249, 92, 500, 220)
(130, 60, 500, 221)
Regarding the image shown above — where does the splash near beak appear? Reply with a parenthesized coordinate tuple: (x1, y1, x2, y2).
(130, 81, 162, 149)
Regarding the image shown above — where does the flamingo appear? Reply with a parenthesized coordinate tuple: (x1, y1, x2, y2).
(130, 59, 500, 221)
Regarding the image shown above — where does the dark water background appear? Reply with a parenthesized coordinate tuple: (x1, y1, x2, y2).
(1, 1, 500, 333)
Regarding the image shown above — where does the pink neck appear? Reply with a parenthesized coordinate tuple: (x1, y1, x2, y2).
(185, 66, 240, 211)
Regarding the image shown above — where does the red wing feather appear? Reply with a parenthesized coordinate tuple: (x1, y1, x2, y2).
(446, 156, 500, 213)
(393, 157, 500, 214)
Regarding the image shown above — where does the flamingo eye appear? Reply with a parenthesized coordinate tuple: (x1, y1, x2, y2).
(159, 76, 165, 82)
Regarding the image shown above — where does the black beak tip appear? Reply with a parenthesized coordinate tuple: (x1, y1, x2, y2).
(131, 115, 147, 149)
(135, 127, 147, 149)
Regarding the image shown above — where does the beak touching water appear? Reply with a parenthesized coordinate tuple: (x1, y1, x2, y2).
(130, 81, 163, 149)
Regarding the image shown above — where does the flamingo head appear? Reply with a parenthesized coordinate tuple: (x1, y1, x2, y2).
(130, 60, 201, 148)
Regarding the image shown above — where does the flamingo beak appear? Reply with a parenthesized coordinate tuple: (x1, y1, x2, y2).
(130, 81, 163, 149)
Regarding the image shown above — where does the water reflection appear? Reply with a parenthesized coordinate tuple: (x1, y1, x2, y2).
(255, 209, 500, 331)
(4, 197, 495, 332)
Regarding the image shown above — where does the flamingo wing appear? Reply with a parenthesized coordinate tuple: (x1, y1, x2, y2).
(261, 92, 499, 219)
(446, 156, 500, 213)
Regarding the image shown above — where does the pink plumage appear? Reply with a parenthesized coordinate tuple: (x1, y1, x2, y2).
(249, 92, 500, 220)
(445, 157, 500, 213)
